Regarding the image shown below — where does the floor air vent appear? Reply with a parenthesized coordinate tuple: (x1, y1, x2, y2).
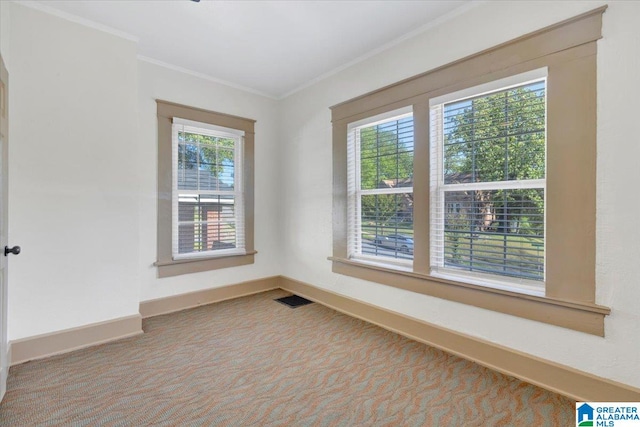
(275, 295, 314, 308)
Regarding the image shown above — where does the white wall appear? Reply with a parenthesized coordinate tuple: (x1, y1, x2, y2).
(6, 3, 141, 340)
(0, 0, 9, 61)
(4, 2, 283, 340)
(279, 1, 640, 389)
(137, 60, 281, 301)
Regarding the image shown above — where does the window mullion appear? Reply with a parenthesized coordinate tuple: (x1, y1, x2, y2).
(359, 187, 414, 196)
(442, 179, 545, 192)
(411, 101, 431, 274)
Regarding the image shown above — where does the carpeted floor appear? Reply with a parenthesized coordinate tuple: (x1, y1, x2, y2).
(0, 290, 575, 426)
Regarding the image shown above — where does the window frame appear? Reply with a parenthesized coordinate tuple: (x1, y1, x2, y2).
(330, 7, 610, 336)
(156, 100, 256, 278)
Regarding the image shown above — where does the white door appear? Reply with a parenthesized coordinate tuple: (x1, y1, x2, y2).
(0, 54, 15, 401)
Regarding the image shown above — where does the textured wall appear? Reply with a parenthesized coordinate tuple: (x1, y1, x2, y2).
(0, 1, 9, 61)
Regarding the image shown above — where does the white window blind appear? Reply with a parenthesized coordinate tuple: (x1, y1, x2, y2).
(347, 107, 414, 266)
(430, 73, 547, 293)
(172, 118, 245, 260)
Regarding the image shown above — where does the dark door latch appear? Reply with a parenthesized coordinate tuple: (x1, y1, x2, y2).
(4, 246, 20, 256)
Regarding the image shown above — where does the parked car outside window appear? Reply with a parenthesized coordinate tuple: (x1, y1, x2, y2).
(373, 234, 414, 254)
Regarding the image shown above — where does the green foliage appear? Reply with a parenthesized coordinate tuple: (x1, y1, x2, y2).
(179, 131, 235, 178)
(443, 84, 545, 237)
(444, 87, 545, 182)
(359, 120, 414, 224)
(359, 124, 413, 190)
(361, 194, 409, 227)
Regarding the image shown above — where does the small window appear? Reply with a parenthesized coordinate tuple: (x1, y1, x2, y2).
(172, 118, 245, 260)
(347, 107, 414, 265)
(430, 70, 546, 293)
(156, 100, 255, 278)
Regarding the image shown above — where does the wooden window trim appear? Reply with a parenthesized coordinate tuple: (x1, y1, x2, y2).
(330, 7, 610, 335)
(155, 100, 256, 278)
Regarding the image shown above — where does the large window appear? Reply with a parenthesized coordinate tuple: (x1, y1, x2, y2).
(330, 7, 610, 335)
(156, 101, 255, 278)
(430, 71, 546, 295)
(348, 108, 414, 264)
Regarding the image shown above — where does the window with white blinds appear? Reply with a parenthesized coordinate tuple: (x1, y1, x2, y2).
(347, 107, 414, 265)
(172, 118, 245, 259)
(331, 10, 607, 333)
(430, 70, 546, 292)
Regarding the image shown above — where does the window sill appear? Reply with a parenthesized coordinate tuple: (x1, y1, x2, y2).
(155, 251, 257, 278)
(329, 256, 610, 336)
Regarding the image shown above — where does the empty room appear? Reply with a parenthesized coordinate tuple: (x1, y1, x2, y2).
(0, 0, 638, 425)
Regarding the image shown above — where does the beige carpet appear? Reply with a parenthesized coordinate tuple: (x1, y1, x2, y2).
(0, 290, 575, 426)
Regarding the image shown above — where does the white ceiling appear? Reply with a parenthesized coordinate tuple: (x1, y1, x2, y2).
(27, 0, 471, 99)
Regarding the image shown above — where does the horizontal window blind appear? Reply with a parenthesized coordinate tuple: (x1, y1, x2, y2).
(431, 78, 546, 287)
(172, 119, 245, 259)
(348, 109, 414, 264)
